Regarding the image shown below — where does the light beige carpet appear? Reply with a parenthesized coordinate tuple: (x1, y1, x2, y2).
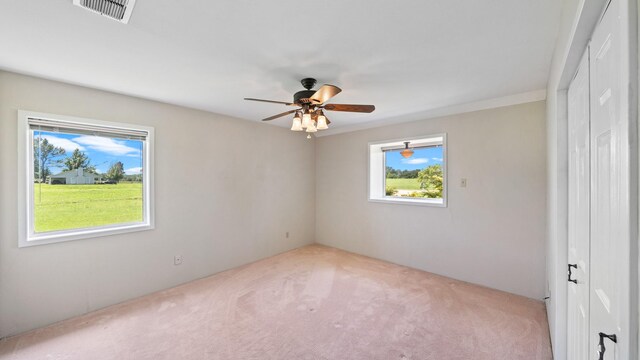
(0, 245, 551, 360)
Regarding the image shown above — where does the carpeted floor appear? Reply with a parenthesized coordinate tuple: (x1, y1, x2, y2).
(0, 245, 551, 359)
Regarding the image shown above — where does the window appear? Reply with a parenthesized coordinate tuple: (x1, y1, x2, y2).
(18, 111, 154, 247)
(369, 134, 447, 206)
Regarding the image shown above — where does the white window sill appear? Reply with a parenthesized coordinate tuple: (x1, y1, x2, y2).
(368, 197, 446, 207)
(19, 222, 154, 248)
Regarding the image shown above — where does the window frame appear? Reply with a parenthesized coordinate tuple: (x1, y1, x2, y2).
(368, 134, 447, 207)
(17, 110, 155, 247)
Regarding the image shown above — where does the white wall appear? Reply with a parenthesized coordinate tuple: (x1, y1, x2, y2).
(315, 101, 547, 299)
(0, 71, 316, 338)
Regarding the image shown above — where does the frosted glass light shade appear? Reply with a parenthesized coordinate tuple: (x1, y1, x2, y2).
(400, 149, 414, 158)
(290, 116, 303, 131)
(305, 121, 317, 133)
(301, 113, 312, 128)
(316, 114, 328, 130)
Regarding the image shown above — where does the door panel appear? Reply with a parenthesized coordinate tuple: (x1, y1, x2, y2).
(567, 49, 591, 360)
(588, 0, 631, 358)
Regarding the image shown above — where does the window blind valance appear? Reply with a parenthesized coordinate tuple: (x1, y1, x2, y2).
(28, 117, 148, 141)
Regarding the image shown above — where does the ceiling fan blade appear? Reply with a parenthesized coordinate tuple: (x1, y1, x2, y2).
(244, 98, 295, 106)
(262, 109, 298, 121)
(323, 104, 375, 113)
(309, 85, 342, 104)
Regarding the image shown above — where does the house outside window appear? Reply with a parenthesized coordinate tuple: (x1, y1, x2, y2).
(369, 134, 447, 207)
(18, 111, 154, 247)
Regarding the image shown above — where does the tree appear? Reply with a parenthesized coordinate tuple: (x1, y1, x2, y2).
(106, 161, 125, 183)
(386, 166, 398, 179)
(417, 164, 443, 198)
(64, 149, 96, 173)
(385, 166, 419, 179)
(33, 138, 66, 182)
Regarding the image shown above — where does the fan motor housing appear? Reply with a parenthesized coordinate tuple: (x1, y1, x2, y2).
(293, 90, 316, 105)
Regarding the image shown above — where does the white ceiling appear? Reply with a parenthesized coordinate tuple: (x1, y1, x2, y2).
(0, 0, 562, 132)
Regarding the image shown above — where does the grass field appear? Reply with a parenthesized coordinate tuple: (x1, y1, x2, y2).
(385, 178, 421, 190)
(33, 182, 143, 233)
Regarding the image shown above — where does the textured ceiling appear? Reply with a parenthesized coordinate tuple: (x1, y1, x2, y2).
(0, 0, 562, 131)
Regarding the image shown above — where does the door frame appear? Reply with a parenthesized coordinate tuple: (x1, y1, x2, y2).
(566, 47, 591, 360)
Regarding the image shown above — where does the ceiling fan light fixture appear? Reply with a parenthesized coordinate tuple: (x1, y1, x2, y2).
(244, 78, 375, 136)
(400, 142, 414, 158)
(400, 149, 414, 158)
(305, 121, 317, 133)
(301, 111, 312, 129)
(316, 111, 328, 130)
(291, 113, 303, 131)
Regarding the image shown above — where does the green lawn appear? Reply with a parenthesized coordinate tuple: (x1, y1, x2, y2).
(385, 178, 421, 190)
(33, 182, 143, 233)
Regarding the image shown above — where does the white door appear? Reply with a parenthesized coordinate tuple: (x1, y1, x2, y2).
(567, 49, 591, 360)
(589, 0, 631, 358)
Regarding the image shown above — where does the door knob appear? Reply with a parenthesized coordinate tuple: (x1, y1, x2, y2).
(568, 264, 578, 284)
(597, 332, 617, 360)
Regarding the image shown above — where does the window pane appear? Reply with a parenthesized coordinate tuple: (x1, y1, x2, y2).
(384, 145, 444, 199)
(32, 129, 144, 233)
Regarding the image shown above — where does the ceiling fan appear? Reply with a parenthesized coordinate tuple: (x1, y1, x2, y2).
(244, 78, 375, 136)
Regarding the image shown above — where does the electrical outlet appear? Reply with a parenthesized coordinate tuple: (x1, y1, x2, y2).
(460, 178, 467, 188)
(286, 231, 289, 238)
(174, 255, 183, 266)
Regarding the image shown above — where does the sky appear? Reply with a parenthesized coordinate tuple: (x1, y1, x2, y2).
(35, 130, 143, 175)
(385, 145, 443, 171)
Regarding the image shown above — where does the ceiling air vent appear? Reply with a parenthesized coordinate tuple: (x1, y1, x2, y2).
(73, 0, 137, 24)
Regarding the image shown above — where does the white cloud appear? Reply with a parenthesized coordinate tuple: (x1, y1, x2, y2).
(401, 158, 429, 165)
(73, 136, 140, 156)
(432, 157, 443, 162)
(124, 167, 142, 175)
(39, 135, 85, 152)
